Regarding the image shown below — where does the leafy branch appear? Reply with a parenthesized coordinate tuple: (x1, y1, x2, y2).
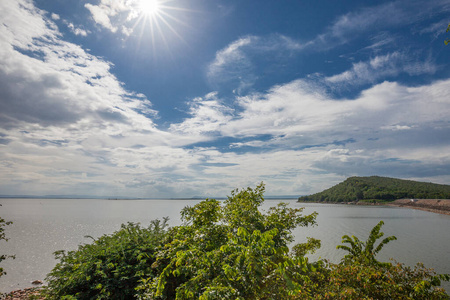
(445, 23, 450, 45)
(337, 220, 397, 266)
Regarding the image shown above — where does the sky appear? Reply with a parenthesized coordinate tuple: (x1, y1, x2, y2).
(0, 0, 449, 198)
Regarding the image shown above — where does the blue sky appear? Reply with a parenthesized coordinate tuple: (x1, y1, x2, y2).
(0, 0, 449, 198)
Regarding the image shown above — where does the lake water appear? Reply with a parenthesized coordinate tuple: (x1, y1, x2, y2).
(1, 198, 449, 293)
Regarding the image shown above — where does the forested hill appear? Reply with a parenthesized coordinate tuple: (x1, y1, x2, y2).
(298, 176, 450, 203)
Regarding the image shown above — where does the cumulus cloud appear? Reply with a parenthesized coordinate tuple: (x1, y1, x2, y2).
(169, 75, 450, 192)
(0, 0, 188, 197)
(233, 79, 449, 141)
(1, 0, 449, 198)
(0, 0, 156, 130)
(66, 22, 89, 36)
(85, 1, 123, 33)
(170, 92, 234, 135)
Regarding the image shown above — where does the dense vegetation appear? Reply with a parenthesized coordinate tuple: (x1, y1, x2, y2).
(316, 220, 449, 299)
(45, 220, 168, 299)
(41, 183, 449, 299)
(298, 176, 450, 203)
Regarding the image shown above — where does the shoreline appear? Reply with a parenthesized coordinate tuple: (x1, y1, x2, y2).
(297, 199, 450, 216)
(3, 287, 44, 299)
(386, 199, 450, 216)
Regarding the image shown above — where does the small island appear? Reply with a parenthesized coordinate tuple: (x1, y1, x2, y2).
(298, 176, 450, 215)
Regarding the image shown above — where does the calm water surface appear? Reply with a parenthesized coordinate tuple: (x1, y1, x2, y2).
(1, 198, 449, 293)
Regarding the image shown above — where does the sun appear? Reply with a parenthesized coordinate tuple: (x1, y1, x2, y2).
(129, 0, 190, 52)
(138, 0, 161, 16)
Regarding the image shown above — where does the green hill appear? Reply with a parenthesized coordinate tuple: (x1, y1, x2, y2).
(298, 176, 450, 203)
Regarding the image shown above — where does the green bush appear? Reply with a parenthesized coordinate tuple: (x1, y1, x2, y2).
(314, 261, 449, 300)
(136, 183, 321, 299)
(44, 219, 168, 299)
(317, 220, 450, 299)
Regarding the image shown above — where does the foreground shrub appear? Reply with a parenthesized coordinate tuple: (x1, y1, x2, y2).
(314, 260, 449, 299)
(44, 219, 168, 299)
(313, 221, 450, 300)
(136, 183, 322, 299)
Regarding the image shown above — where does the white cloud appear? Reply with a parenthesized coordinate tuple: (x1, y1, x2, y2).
(170, 92, 234, 135)
(204, 0, 446, 97)
(325, 52, 437, 87)
(208, 38, 254, 72)
(418, 19, 450, 37)
(363, 32, 397, 51)
(180, 72, 450, 144)
(310, 0, 450, 50)
(0, 0, 190, 197)
(66, 22, 89, 36)
(380, 125, 413, 131)
(207, 34, 305, 93)
(207, 36, 255, 92)
(0, 0, 156, 130)
(208, 34, 304, 76)
(1, 0, 450, 198)
(85, 2, 122, 33)
(167, 75, 450, 192)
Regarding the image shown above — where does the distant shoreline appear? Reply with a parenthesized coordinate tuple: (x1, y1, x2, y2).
(297, 199, 450, 216)
(0, 196, 298, 201)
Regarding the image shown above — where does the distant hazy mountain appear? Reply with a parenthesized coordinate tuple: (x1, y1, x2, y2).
(298, 176, 450, 203)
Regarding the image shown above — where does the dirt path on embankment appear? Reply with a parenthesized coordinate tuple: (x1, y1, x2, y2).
(387, 199, 450, 215)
